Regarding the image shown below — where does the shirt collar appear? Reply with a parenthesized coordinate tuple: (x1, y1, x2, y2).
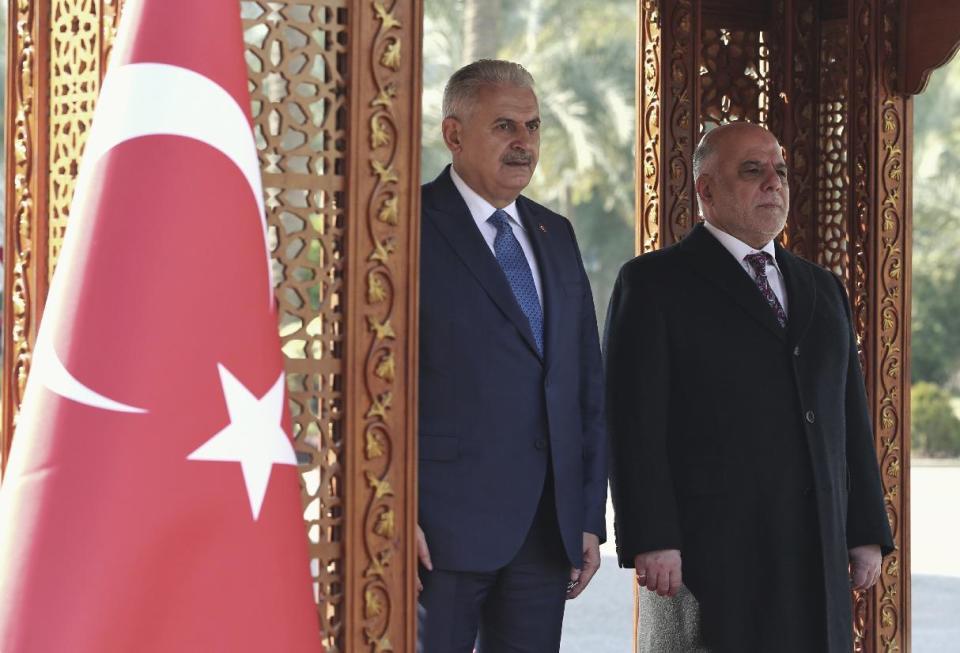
(449, 165, 523, 230)
(702, 219, 779, 269)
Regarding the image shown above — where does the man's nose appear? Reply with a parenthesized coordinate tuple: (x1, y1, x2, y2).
(513, 128, 536, 148)
(762, 167, 784, 191)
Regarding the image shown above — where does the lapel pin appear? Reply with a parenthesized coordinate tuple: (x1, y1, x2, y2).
(538, 223, 546, 234)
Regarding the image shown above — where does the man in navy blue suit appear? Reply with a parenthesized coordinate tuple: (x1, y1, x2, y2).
(417, 60, 608, 652)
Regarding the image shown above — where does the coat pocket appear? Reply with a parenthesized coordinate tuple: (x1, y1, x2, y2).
(419, 434, 459, 461)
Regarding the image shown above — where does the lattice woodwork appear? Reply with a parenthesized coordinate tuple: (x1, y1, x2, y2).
(699, 28, 768, 129)
(243, 1, 349, 649)
(49, 0, 102, 277)
(849, 1, 911, 651)
(817, 19, 849, 277)
(781, 0, 817, 259)
(637, 0, 661, 253)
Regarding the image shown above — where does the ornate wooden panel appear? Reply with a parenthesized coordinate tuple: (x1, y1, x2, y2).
(816, 18, 849, 278)
(768, 0, 818, 260)
(2, 0, 49, 476)
(242, 1, 420, 650)
(849, 1, 911, 650)
(658, 0, 698, 246)
(637, 0, 661, 253)
(699, 27, 767, 128)
(3, 2, 420, 651)
(343, 2, 420, 650)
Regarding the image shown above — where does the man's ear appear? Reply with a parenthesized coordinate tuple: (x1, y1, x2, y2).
(442, 117, 463, 153)
(695, 174, 712, 207)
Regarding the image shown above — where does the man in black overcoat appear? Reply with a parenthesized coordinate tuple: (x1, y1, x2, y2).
(605, 122, 894, 652)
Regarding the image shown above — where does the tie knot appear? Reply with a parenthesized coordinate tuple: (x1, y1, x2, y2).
(744, 251, 772, 274)
(488, 209, 512, 232)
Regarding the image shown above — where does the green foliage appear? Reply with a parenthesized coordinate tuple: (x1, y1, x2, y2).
(911, 382, 960, 458)
(422, 0, 636, 329)
(911, 55, 960, 387)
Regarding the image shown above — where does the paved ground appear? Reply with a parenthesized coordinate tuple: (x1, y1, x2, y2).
(560, 464, 960, 651)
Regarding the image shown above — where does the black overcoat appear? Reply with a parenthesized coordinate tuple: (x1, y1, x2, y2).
(605, 223, 893, 652)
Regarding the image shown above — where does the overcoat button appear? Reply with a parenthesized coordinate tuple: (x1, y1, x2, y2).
(805, 410, 815, 424)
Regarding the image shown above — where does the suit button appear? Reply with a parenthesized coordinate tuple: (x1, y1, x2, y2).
(793, 345, 801, 357)
(535, 438, 547, 450)
(802, 486, 813, 496)
(805, 410, 815, 424)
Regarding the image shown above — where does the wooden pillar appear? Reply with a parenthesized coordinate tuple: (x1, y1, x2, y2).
(657, 0, 699, 248)
(848, 0, 911, 649)
(344, 0, 421, 650)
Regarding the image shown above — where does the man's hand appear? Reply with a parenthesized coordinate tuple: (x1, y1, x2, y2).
(634, 549, 682, 597)
(416, 524, 433, 594)
(849, 544, 882, 591)
(567, 532, 601, 599)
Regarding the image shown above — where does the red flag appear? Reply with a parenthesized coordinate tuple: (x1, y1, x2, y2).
(0, 1, 322, 651)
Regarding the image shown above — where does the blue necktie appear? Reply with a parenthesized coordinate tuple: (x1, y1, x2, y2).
(488, 209, 544, 355)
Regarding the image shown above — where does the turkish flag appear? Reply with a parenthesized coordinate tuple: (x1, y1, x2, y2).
(0, 1, 322, 651)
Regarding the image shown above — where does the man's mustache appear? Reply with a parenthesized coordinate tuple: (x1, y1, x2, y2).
(502, 151, 533, 165)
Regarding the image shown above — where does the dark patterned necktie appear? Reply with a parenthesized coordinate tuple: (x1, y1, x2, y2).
(488, 209, 544, 355)
(744, 252, 787, 328)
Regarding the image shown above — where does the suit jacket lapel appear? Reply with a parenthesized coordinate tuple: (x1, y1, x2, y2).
(423, 168, 542, 360)
(517, 198, 560, 369)
(775, 244, 816, 347)
(681, 222, 787, 341)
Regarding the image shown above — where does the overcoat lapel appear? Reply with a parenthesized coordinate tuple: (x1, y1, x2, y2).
(423, 168, 542, 360)
(517, 197, 561, 371)
(775, 244, 817, 347)
(680, 222, 787, 341)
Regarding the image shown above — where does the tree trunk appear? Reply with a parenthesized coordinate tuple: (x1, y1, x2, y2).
(463, 0, 500, 63)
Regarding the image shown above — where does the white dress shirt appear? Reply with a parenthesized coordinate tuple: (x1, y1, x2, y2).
(702, 219, 789, 317)
(449, 166, 544, 308)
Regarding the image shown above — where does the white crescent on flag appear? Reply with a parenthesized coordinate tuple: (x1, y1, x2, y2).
(34, 62, 270, 414)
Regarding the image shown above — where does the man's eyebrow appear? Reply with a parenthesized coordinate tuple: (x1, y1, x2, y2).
(740, 159, 762, 167)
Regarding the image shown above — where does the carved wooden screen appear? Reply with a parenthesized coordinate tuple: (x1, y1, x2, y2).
(2, 1, 420, 651)
(636, 1, 911, 650)
(2, 0, 124, 474)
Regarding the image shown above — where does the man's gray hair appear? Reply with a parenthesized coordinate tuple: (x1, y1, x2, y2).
(692, 128, 718, 215)
(692, 128, 718, 183)
(442, 59, 536, 120)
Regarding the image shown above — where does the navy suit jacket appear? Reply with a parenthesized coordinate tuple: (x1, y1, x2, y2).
(419, 167, 607, 572)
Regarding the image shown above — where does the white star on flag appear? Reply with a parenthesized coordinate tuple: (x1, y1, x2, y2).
(188, 364, 297, 520)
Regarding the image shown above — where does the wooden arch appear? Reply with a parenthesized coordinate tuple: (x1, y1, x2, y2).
(1, 1, 959, 652)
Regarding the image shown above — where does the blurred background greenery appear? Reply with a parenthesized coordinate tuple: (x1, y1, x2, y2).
(912, 56, 960, 459)
(421, 0, 637, 331)
(420, 0, 960, 458)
